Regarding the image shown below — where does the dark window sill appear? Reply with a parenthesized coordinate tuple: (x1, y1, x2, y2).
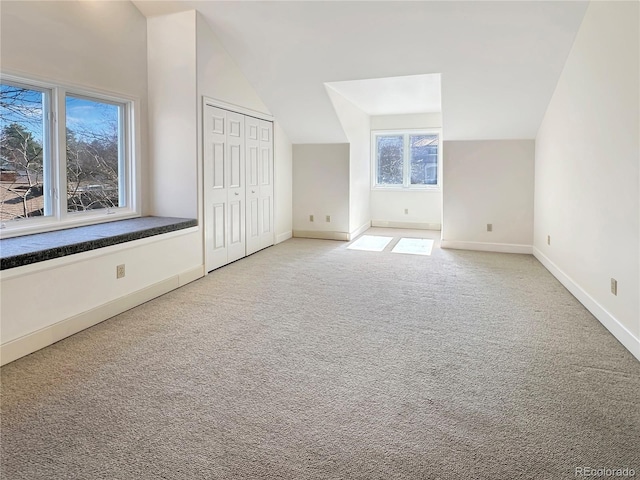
(0, 216, 198, 270)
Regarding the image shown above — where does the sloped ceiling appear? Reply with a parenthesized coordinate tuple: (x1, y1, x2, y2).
(326, 74, 442, 117)
(133, 1, 588, 143)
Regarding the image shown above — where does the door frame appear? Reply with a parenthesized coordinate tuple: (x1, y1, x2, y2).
(202, 97, 273, 123)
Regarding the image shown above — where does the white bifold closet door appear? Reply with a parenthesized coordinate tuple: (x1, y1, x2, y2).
(245, 116, 274, 256)
(204, 104, 274, 272)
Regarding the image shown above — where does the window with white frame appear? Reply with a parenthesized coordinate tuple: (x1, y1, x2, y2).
(372, 130, 441, 188)
(0, 75, 137, 236)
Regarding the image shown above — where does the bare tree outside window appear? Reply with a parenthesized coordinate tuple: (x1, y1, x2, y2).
(376, 135, 404, 185)
(0, 84, 47, 221)
(66, 96, 121, 212)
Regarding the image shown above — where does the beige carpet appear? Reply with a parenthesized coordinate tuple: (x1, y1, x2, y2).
(2, 229, 639, 479)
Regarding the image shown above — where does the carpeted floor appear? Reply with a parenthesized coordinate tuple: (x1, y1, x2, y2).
(2, 229, 639, 479)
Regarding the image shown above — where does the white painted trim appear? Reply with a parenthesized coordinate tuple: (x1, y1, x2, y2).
(372, 220, 441, 231)
(349, 221, 371, 240)
(0, 69, 141, 105)
(202, 96, 273, 121)
(276, 230, 293, 244)
(179, 265, 204, 286)
(293, 230, 349, 241)
(0, 265, 203, 366)
(533, 248, 640, 362)
(440, 240, 533, 254)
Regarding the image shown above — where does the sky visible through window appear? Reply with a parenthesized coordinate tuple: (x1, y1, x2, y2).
(66, 96, 118, 141)
(0, 84, 44, 140)
(0, 84, 117, 141)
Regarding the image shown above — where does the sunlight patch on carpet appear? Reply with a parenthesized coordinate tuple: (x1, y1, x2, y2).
(391, 238, 434, 256)
(347, 235, 393, 252)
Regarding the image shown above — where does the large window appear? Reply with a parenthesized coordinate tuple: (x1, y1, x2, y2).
(372, 130, 441, 189)
(0, 75, 137, 237)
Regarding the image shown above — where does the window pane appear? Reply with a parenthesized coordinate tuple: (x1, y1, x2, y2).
(410, 134, 438, 185)
(376, 135, 403, 185)
(0, 83, 48, 221)
(66, 96, 122, 212)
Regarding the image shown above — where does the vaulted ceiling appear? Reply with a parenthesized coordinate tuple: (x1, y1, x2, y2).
(134, 1, 589, 143)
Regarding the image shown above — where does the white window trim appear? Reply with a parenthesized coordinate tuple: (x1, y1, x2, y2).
(371, 128, 442, 191)
(0, 72, 141, 239)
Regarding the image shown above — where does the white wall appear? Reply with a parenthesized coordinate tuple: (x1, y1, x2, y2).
(147, 11, 294, 249)
(0, 1, 203, 365)
(0, 0, 147, 104)
(292, 144, 350, 239)
(370, 113, 441, 131)
(148, 11, 198, 219)
(534, 1, 639, 358)
(370, 113, 443, 229)
(326, 87, 371, 236)
(196, 14, 270, 115)
(371, 191, 442, 230)
(274, 122, 293, 243)
(442, 140, 535, 253)
(195, 14, 293, 243)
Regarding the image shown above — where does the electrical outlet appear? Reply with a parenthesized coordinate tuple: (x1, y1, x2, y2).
(116, 264, 125, 279)
(309, 214, 314, 222)
(404, 208, 409, 215)
(547, 235, 551, 246)
(611, 278, 617, 296)
(325, 215, 331, 223)
(487, 223, 493, 232)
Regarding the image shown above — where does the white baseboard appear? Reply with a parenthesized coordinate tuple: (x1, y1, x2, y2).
(371, 220, 441, 231)
(441, 240, 533, 255)
(179, 265, 205, 286)
(293, 230, 349, 241)
(276, 230, 293, 244)
(533, 248, 639, 362)
(349, 221, 371, 240)
(0, 266, 204, 366)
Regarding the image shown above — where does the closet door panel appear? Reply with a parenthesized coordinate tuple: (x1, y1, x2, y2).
(229, 200, 242, 244)
(226, 111, 246, 263)
(204, 106, 229, 272)
(247, 146, 259, 187)
(212, 143, 225, 189)
(230, 144, 242, 188)
(245, 116, 262, 255)
(262, 196, 272, 234)
(249, 198, 259, 238)
(258, 120, 274, 250)
(212, 203, 225, 250)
